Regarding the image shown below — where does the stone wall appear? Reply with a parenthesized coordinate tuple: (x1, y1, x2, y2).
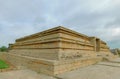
(9, 26, 97, 61)
(9, 49, 59, 60)
(6, 26, 114, 75)
(100, 41, 110, 52)
(9, 26, 112, 60)
(54, 57, 102, 75)
(9, 33, 61, 60)
(57, 30, 95, 60)
(5, 53, 102, 75)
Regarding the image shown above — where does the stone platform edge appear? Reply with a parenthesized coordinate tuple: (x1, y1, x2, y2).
(2, 53, 102, 75)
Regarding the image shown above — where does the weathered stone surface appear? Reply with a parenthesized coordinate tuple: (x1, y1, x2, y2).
(5, 26, 115, 75)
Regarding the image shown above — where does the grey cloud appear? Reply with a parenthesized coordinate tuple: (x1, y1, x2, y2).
(0, 0, 48, 22)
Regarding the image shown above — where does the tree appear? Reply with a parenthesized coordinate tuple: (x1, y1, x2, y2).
(0, 46, 8, 52)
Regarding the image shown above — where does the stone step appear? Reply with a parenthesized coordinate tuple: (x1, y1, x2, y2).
(108, 58, 120, 63)
(98, 62, 120, 67)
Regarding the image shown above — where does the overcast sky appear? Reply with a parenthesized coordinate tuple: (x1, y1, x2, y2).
(0, 0, 120, 48)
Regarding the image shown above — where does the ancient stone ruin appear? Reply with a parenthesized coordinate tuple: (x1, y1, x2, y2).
(6, 26, 115, 75)
(111, 48, 120, 56)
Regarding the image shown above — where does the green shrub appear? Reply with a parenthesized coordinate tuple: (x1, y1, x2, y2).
(0, 46, 8, 52)
(0, 59, 9, 69)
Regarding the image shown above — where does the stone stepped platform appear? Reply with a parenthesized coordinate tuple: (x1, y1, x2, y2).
(6, 26, 114, 76)
(4, 53, 102, 75)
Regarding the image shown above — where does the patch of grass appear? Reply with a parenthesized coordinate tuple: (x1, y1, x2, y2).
(0, 59, 9, 69)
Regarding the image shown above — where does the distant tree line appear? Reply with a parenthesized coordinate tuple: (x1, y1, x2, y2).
(0, 46, 8, 52)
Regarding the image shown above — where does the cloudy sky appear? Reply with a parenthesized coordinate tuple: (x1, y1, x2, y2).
(0, 0, 120, 48)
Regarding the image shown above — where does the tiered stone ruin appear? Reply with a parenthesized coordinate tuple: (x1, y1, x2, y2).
(7, 26, 114, 75)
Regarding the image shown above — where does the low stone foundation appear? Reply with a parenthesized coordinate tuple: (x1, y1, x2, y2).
(5, 53, 102, 75)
